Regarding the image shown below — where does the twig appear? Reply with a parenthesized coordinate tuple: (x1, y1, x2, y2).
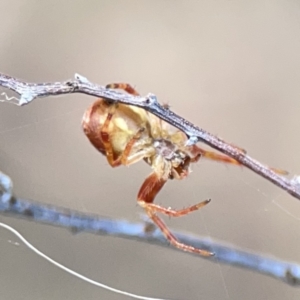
(1, 72, 300, 285)
(0, 171, 299, 286)
(0, 72, 299, 201)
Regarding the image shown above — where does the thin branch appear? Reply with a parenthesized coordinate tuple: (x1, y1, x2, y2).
(0, 171, 299, 286)
(0, 72, 299, 201)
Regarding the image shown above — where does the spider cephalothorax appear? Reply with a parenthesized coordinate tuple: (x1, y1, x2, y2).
(81, 83, 286, 256)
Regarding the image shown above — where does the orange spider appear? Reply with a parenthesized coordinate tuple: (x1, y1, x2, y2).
(82, 83, 285, 256)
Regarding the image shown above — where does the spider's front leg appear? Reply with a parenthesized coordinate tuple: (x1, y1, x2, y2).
(137, 172, 214, 256)
(190, 145, 288, 175)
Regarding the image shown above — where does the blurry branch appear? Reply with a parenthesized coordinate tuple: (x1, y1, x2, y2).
(1, 171, 300, 286)
(0, 72, 299, 201)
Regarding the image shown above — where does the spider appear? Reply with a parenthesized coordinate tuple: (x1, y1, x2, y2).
(81, 83, 286, 256)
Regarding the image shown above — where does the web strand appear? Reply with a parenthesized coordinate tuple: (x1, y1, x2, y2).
(0, 222, 171, 300)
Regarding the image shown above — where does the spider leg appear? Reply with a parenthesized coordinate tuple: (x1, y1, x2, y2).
(190, 145, 242, 165)
(144, 199, 211, 217)
(122, 148, 155, 166)
(119, 128, 146, 165)
(191, 145, 288, 175)
(268, 167, 288, 175)
(100, 104, 145, 167)
(106, 83, 140, 96)
(137, 172, 213, 256)
(138, 172, 210, 217)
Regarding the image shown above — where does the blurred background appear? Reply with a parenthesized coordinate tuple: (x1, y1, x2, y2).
(1, 1, 300, 299)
